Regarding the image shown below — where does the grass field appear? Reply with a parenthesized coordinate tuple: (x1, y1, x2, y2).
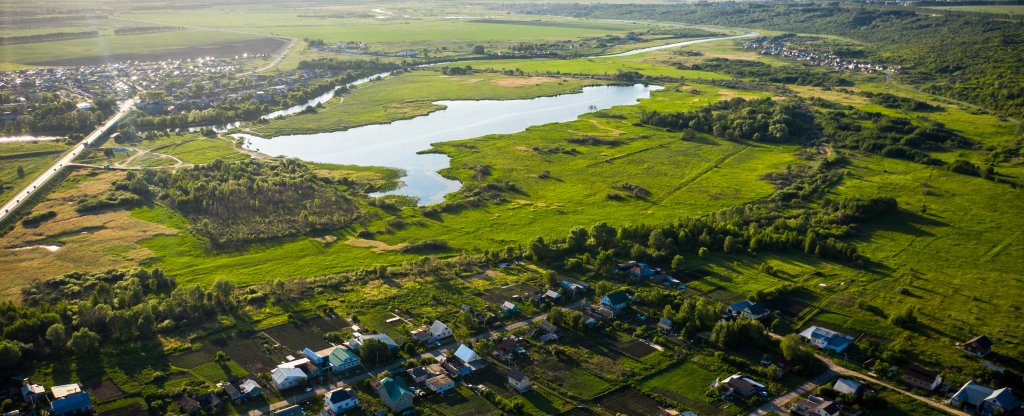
(639, 355, 743, 416)
(925, 5, 1024, 15)
(250, 70, 611, 137)
(0, 144, 65, 204)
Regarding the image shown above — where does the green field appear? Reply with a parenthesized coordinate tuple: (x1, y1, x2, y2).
(926, 4, 1024, 15)
(250, 70, 611, 137)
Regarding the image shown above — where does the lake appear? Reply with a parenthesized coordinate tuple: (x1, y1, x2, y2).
(237, 83, 663, 205)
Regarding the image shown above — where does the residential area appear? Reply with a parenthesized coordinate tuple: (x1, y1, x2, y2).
(5, 260, 1018, 416)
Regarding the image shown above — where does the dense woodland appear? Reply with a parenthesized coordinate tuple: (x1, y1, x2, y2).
(640, 97, 818, 143)
(514, 2, 1024, 118)
(121, 159, 362, 248)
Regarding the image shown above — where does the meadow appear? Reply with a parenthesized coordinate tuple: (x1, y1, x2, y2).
(250, 70, 611, 137)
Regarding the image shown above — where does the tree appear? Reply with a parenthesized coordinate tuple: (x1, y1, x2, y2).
(544, 271, 558, 289)
(671, 254, 685, 271)
(0, 340, 21, 369)
(360, 338, 391, 368)
(212, 278, 235, 308)
(472, 45, 486, 54)
(698, 247, 709, 257)
(566, 226, 589, 253)
(68, 328, 101, 354)
(781, 333, 810, 363)
(45, 323, 66, 349)
(16, 165, 24, 178)
(589, 222, 617, 249)
(595, 281, 615, 297)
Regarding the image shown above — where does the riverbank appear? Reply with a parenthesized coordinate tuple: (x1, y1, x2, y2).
(245, 70, 611, 138)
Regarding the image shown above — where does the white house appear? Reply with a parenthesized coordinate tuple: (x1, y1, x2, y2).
(324, 387, 358, 414)
(509, 369, 531, 393)
(271, 367, 307, 390)
(425, 375, 455, 394)
(412, 320, 453, 344)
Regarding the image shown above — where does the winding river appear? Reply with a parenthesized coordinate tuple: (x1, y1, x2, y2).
(235, 33, 754, 205)
(237, 84, 662, 205)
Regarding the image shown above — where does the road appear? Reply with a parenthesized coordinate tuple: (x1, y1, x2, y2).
(0, 99, 135, 224)
(763, 333, 966, 416)
(747, 370, 834, 416)
(246, 312, 550, 415)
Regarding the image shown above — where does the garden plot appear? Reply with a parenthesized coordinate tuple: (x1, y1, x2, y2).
(262, 322, 332, 352)
(597, 387, 665, 415)
(479, 283, 541, 305)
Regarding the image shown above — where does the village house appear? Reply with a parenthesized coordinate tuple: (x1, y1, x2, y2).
(20, 381, 44, 402)
(657, 317, 674, 333)
(323, 387, 359, 415)
(799, 326, 854, 353)
(501, 301, 519, 316)
(560, 278, 591, 293)
(903, 365, 943, 391)
(407, 363, 445, 384)
(532, 320, 560, 343)
(327, 346, 362, 373)
(508, 369, 531, 393)
(425, 374, 455, 394)
(616, 261, 661, 279)
(348, 332, 399, 351)
(442, 344, 487, 377)
(964, 335, 994, 358)
(220, 382, 243, 403)
(196, 392, 222, 414)
(271, 367, 307, 390)
(544, 289, 563, 303)
(950, 380, 1021, 416)
(601, 290, 631, 313)
(833, 378, 863, 398)
(715, 374, 767, 398)
(494, 336, 526, 361)
(793, 395, 841, 416)
(728, 300, 770, 320)
(49, 384, 92, 416)
(410, 320, 453, 345)
(372, 377, 414, 414)
(178, 395, 201, 416)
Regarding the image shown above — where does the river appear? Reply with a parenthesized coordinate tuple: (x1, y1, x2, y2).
(234, 33, 754, 205)
(237, 84, 662, 205)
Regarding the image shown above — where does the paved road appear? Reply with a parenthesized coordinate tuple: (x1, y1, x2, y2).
(0, 99, 135, 224)
(246, 312, 550, 415)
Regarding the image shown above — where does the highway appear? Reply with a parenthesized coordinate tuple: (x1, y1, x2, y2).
(0, 99, 135, 224)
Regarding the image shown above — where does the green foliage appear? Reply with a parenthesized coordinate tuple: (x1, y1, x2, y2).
(125, 158, 361, 248)
(20, 210, 56, 226)
(68, 327, 101, 354)
(640, 97, 817, 143)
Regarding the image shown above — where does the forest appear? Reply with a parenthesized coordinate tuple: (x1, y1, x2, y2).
(512, 2, 1024, 118)
(119, 159, 363, 248)
(0, 93, 117, 136)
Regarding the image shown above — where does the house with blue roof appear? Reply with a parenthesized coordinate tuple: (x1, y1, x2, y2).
(324, 387, 359, 414)
(950, 380, 1021, 416)
(616, 261, 660, 279)
(799, 326, 854, 353)
(49, 384, 91, 416)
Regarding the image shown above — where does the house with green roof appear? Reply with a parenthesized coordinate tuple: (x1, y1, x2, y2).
(601, 290, 631, 312)
(372, 377, 413, 414)
(328, 346, 362, 373)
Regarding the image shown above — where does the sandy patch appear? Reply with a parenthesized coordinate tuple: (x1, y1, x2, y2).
(513, 146, 532, 152)
(0, 170, 177, 300)
(491, 76, 559, 88)
(344, 238, 406, 252)
(314, 235, 338, 244)
(569, 120, 625, 137)
(718, 90, 762, 100)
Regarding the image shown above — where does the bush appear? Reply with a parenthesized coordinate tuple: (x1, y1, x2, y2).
(21, 210, 56, 227)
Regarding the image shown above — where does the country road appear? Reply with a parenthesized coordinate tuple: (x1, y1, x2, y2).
(0, 99, 135, 224)
(764, 333, 966, 416)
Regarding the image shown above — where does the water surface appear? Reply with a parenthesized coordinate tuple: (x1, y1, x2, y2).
(238, 84, 662, 204)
